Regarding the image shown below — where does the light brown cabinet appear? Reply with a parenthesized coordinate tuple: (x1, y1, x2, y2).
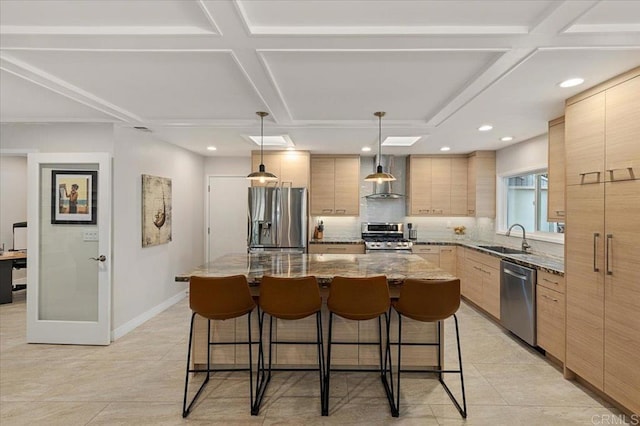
(564, 68, 640, 414)
(536, 271, 565, 362)
(407, 156, 468, 216)
(462, 249, 501, 319)
(467, 151, 496, 217)
(547, 117, 565, 222)
(411, 245, 457, 276)
(310, 156, 360, 216)
(251, 151, 310, 188)
(307, 243, 365, 254)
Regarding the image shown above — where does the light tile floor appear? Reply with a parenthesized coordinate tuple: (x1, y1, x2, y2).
(1, 290, 623, 425)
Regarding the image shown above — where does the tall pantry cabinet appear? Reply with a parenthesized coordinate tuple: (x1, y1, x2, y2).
(564, 69, 640, 414)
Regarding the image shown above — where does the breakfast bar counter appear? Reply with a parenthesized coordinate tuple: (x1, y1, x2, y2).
(177, 252, 454, 369)
(175, 252, 454, 285)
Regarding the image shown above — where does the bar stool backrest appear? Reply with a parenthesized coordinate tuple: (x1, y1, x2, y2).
(328, 275, 390, 320)
(189, 275, 255, 320)
(260, 275, 321, 320)
(395, 278, 461, 322)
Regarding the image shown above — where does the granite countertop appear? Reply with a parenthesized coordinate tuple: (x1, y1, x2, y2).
(306, 238, 564, 274)
(176, 252, 454, 285)
(413, 239, 564, 274)
(308, 238, 364, 244)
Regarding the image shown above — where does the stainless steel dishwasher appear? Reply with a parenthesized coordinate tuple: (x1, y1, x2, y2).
(500, 260, 537, 346)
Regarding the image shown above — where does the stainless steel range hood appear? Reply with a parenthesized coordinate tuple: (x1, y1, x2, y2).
(365, 155, 405, 199)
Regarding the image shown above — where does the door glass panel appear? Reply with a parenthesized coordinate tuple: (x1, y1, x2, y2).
(39, 163, 99, 321)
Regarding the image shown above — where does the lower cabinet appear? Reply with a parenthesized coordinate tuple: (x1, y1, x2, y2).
(308, 243, 365, 254)
(411, 245, 457, 275)
(536, 272, 566, 362)
(461, 248, 501, 320)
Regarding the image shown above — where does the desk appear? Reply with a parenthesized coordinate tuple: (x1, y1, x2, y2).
(0, 251, 27, 304)
(177, 252, 455, 368)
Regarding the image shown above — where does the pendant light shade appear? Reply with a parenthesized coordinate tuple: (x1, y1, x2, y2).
(247, 111, 278, 183)
(364, 111, 396, 184)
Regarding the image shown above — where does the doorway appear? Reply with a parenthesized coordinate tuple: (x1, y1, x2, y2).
(207, 176, 249, 263)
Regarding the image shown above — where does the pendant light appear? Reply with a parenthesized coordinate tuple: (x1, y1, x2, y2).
(247, 111, 278, 183)
(364, 111, 396, 184)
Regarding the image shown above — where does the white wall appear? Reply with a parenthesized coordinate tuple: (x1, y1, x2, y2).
(496, 134, 547, 176)
(0, 156, 27, 250)
(0, 123, 115, 154)
(112, 127, 205, 334)
(204, 156, 251, 176)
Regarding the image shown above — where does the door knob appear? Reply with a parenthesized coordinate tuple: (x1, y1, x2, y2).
(90, 255, 106, 262)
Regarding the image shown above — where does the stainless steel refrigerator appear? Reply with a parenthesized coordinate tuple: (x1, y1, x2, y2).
(248, 187, 307, 253)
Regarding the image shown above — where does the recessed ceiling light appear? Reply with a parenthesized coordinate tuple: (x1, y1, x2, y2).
(500, 136, 514, 142)
(440, 146, 451, 152)
(207, 146, 217, 151)
(478, 124, 493, 132)
(361, 147, 372, 152)
(247, 134, 293, 147)
(559, 78, 584, 88)
(286, 147, 295, 151)
(382, 136, 421, 146)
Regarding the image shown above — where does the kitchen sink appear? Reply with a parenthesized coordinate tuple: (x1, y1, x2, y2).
(478, 245, 528, 255)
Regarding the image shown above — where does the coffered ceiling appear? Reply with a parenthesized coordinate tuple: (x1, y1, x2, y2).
(1, 0, 639, 156)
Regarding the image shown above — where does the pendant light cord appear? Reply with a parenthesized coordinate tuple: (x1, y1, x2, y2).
(260, 113, 264, 165)
(378, 113, 382, 167)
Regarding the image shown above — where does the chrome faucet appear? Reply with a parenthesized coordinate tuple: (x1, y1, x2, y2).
(506, 223, 531, 253)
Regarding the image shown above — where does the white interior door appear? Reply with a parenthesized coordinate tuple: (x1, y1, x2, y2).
(208, 176, 249, 262)
(27, 153, 111, 345)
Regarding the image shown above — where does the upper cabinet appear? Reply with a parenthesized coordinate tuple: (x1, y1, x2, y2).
(565, 73, 640, 186)
(251, 151, 310, 188)
(310, 155, 360, 216)
(406, 156, 468, 216)
(467, 151, 496, 218)
(547, 116, 565, 222)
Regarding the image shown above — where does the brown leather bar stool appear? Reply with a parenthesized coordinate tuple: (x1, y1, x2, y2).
(323, 275, 396, 416)
(253, 275, 325, 415)
(391, 278, 467, 418)
(182, 275, 259, 417)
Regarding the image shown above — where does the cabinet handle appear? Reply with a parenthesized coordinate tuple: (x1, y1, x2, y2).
(419, 209, 430, 213)
(579, 171, 601, 184)
(542, 294, 559, 303)
(468, 209, 475, 214)
(606, 234, 613, 276)
(441, 249, 452, 252)
(542, 278, 559, 286)
(335, 209, 346, 213)
(555, 210, 565, 216)
(473, 266, 482, 271)
(322, 209, 333, 213)
(593, 232, 600, 272)
(606, 167, 634, 181)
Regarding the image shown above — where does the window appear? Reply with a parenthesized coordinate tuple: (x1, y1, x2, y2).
(503, 171, 563, 236)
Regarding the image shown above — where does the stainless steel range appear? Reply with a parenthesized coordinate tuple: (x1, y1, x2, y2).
(361, 222, 413, 253)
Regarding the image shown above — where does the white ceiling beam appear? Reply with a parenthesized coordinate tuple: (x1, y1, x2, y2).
(0, 53, 143, 123)
(426, 0, 602, 127)
(196, 0, 223, 36)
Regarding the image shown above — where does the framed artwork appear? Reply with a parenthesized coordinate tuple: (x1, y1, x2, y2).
(141, 174, 172, 247)
(51, 170, 97, 225)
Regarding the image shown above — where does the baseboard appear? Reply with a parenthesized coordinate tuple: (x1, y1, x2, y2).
(111, 290, 187, 341)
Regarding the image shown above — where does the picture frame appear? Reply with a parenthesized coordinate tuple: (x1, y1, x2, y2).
(51, 170, 97, 225)
(141, 174, 172, 247)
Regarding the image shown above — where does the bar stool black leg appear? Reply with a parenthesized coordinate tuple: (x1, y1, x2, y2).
(316, 311, 326, 404)
(322, 312, 333, 416)
(438, 314, 467, 418)
(182, 314, 211, 418)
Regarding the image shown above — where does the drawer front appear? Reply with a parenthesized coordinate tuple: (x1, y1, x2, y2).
(308, 244, 365, 254)
(482, 266, 501, 320)
(412, 246, 440, 254)
(537, 270, 565, 294)
(536, 285, 565, 361)
(466, 248, 501, 270)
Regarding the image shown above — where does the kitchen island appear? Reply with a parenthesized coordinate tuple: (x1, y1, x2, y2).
(177, 252, 455, 368)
